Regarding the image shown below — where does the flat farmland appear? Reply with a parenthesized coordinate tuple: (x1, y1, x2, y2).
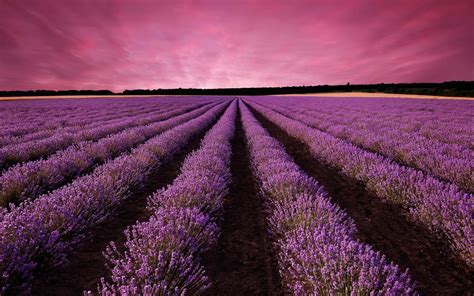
(0, 95, 472, 295)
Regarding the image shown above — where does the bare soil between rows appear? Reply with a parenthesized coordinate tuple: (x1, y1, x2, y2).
(279, 107, 473, 194)
(201, 108, 285, 295)
(249, 104, 473, 296)
(31, 113, 222, 295)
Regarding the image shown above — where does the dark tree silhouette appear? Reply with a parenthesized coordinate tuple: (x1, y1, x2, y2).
(1, 81, 473, 98)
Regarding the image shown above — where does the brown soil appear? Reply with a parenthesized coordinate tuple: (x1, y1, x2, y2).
(31, 112, 223, 296)
(276, 106, 472, 194)
(249, 105, 473, 296)
(201, 109, 285, 295)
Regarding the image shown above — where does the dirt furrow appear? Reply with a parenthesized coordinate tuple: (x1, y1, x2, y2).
(31, 115, 222, 296)
(202, 109, 284, 295)
(249, 105, 473, 296)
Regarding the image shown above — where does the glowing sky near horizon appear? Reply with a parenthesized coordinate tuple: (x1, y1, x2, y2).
(0, 0, 473, 92)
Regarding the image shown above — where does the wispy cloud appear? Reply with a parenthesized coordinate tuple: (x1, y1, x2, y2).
(1, 0, 472, 91)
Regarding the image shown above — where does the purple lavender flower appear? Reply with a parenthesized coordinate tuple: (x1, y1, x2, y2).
(0, 102, 217, 207)
(95, 101, 237, 294)
(239, 101, 417, 294)
(0, 100, 229, 293)
(246, 99, 473, 268)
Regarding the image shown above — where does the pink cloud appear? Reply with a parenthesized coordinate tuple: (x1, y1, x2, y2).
(0, 0, 473, 92)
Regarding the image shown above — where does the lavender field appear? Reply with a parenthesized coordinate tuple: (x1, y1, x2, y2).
(0, 96, 472, 295)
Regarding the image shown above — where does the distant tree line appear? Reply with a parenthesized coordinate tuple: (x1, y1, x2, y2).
(1, 81, 473, 97)
(122, 81, 474, 97)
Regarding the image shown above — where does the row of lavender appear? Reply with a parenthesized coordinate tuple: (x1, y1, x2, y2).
(0, 96, 194, 127)
(246, 99, 473, 268)
(0, 98, 144, 125)
(265, 96, 472, 148)
(0, 95, 468, 294)
(0, 101, 117, 131)
(0, 102, 217, 207)
(258, 96, 473, 192)
(0, 104, 179, 169)
(84, 100, 417, 294)
(240, 101, 416, 294)
(0, 100, 229, 294)
(89, 101, 237, 294)
(0, 97, 186, 140)
(0, 101, 177, 148)
(0, 99, 217, 170)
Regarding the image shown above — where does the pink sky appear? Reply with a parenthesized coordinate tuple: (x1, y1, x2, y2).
(0, 0, 473, 92)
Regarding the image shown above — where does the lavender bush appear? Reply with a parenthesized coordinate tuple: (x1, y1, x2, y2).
(0, 102, 217, 207)
(0, 101, 229, 294)
(0, 102, 174, 148)
(258, 97, 473, 192)
(95, 101, 237, 294)
(0, 101, 214, 171)
(0, 97, 214, 141)
(239, 101, 416, 295)
(246, 99, 473, 268)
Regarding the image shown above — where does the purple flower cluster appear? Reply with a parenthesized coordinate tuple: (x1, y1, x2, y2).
(258, 97, 473, 192)
(95, 101, 237, 294)
(261, 96, 473, 149)
(0, 101, 120, 139)
(0, 101, 229, 294)
(0, 102, 174, 148)
(0, 97, 207, 142)
(247, 100, 473, 268)
(0, 100, 215, 171)
(0, 102, 217, 207)
(98, 208, 214, 295)
(239, 101, 416, 294)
